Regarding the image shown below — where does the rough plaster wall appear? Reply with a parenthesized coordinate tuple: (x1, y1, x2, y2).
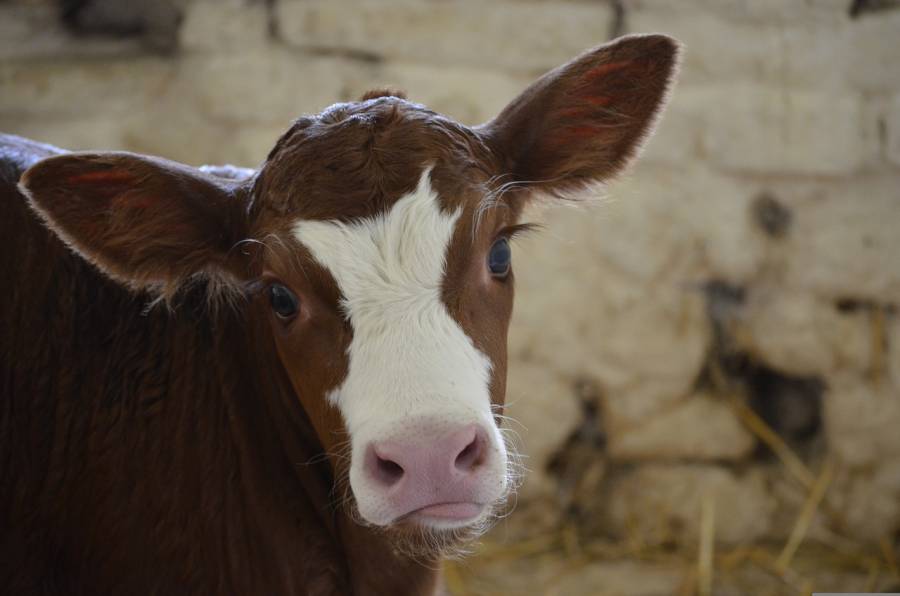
(2, 0, 899, 548)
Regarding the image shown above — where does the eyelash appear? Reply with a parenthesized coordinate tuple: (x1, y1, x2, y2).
(496, 222, 541, 242)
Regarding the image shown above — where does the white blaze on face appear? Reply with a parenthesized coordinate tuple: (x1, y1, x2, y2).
(292, 169, 508, 525)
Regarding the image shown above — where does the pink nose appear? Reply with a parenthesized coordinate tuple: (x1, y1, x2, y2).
(364, 424, 488, 520)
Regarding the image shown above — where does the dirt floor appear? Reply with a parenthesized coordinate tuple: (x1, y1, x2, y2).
(444, 498, 900, 596)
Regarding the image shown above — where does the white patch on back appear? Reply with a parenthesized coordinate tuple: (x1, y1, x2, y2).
(292, 168, 507, 525)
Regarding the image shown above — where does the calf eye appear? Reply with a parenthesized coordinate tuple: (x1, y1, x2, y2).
(269, 283, 299, 318)
(488, 237, 512, 278)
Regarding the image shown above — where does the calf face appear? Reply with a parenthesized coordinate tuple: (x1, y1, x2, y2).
(20, 34, 680, 554)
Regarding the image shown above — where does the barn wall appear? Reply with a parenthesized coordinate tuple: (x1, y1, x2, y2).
(2, 0, 899, 555)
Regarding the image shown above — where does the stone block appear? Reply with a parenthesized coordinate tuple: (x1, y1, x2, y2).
(890, 316, 900, 395)
(887, 93, 900, 167)
(553, 560, 685, 596)
(823, 372, 900, 467)
(179, 0, 269, 51)
(702, 84, 868, 175)
(606, 464, 777, 545)
(169, 49, 357, 124)
(277, 0, 614, 73)
(826, 464, 900, 543)
(503, 363, 582, 498)
(0, 57, 174, 118)
(638, 84, 709, 166)
(627, 2, 877, 93)
(780, 21, 858, 91)
(0, 2, 142, 60)
(627, 11, 784, 86)
(744, 290, 873, 378)
(0, 4, 56, 59)
(0, 3, 68, 59)
(119, 112, 285, 167)
(624, 0, 847, 25)
(611, 162, 766, 283)
(781, 175, 900, 301)
(510, 218, 710, 413)
(0, 113, 128, 153)
(346, 62, 531, 126)
(846, 11, 900, 93)
(607, 392, 756, 461)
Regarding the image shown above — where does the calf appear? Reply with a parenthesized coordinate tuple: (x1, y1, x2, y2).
(0, 34, 680, 595)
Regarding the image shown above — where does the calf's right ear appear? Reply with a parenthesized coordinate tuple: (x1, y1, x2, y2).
(477, 34, 681, 198)
(20, 152, 253, 298)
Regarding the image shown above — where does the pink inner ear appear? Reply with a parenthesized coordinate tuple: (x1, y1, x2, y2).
(65, 170, 149, 204)
(562, 125, 606, 138)
(543, 126, 607, 151)
(557, 96, 614, 119)
(544, 60, 649, 149)
(581, 61, 632, 82)
(567, 61, 638, 113)
(112, 192, 158, 211)
(67, 170, 136, 185)
(584, 96, 614, 106)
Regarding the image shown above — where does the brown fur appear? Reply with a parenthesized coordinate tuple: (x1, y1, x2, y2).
(0, 34, 680, 595)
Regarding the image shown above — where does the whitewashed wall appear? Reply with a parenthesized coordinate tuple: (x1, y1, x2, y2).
(2, 0, 899, 549)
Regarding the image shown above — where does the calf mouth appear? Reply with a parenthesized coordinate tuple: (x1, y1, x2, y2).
(406, 501, 485, 522)
(380, 502, 501, 560)
(396, 501, 488, 529)
(333, 470, 513, 560)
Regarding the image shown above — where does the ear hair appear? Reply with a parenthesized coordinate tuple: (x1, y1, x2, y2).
(478, 34, 682, 200)
(19, 151, 255, 307)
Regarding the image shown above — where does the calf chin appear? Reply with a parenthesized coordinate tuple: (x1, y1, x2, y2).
(362, 499, 502, 561)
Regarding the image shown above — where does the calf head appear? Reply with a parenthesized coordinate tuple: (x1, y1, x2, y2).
(20, 35, 680, 555)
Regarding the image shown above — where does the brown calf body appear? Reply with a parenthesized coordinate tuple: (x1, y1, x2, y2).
(0, 135, 437, 594)
(0, 34, 680, 595)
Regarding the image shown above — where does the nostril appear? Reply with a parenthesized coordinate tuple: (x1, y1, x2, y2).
(366, 443, 406, 488)
(375, 455, 404, 486)
(454, 431, 484, 473)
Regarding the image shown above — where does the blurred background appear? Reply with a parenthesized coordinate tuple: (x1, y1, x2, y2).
(2, 0, 899, 594)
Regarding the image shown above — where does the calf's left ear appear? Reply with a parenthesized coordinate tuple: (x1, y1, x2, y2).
(477, 34, 681, 198)
(20, 152, 252, 298)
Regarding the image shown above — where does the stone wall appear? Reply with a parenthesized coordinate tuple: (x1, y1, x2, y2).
(2, 0, 899, 559)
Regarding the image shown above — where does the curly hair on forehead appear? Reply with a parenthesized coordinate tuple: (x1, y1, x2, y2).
(251, 96, 495, 224)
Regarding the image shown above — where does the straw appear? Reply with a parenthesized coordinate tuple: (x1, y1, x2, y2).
(698, 490, 716, 596)
(869, 305, 886, 384)
(879, 536, 900, 580)
(775, 457, 835, 573)
(728, 394, 815, 489)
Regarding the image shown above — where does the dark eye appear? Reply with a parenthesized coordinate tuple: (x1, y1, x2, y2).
(488, 237, 512, 278)
(269, 283, 299, 319)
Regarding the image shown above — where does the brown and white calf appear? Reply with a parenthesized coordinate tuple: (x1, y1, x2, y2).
(0, 34, 679, 595)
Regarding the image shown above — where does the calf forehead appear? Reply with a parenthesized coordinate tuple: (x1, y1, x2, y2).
(253, 97, 495, 223)
(292, 169, 458, 320)
(293, 169, 493, 421)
